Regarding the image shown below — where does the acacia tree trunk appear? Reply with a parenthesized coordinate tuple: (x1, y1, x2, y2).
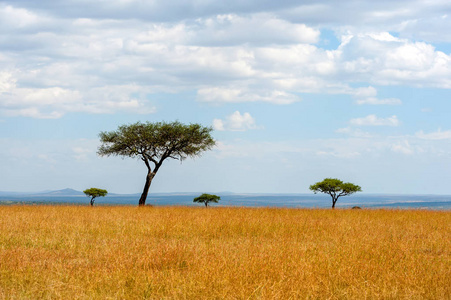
(139, 171, 155, 206)
(90, 197, 95, 206)
(205, 202, 208, 208)
(331, 196, 338, 209)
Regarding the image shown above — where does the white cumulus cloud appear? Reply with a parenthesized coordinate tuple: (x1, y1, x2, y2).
(355, 97, 402, 105)
(391, 140, 414, 155)
(0, 71, 156, 118)
(335, 127, 372, 138)
(350, 114, 400, 126)
(416, 129, 451, 140)
(190, 14, 320, 46)
(197, 87, 300, 104)
(213, 111, 261, 131)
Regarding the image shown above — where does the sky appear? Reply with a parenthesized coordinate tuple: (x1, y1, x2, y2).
(1, 0, 451, 195)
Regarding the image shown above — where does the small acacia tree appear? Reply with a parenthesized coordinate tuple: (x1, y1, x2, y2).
(309, 178, 361, 209)
(83, 188, 108, 206)
(98, 121, 215, 206)
(193, 193, 220, 208)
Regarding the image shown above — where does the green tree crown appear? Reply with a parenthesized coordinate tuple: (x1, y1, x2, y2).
(98, 121, 215, 162)
(83, 188, 108, 206)
(309, 178, 361, 209)
(193, 193, 221, 207)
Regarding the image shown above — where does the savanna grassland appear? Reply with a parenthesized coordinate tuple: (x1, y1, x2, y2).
(0, 206, 449, 299)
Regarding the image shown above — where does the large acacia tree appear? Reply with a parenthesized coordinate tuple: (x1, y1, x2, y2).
(98, 121, 215, 206)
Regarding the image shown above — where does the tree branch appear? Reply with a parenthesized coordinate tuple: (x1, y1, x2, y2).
(141, 155, 152, 172)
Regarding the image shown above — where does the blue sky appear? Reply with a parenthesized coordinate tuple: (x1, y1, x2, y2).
(1, 0, 451, 194)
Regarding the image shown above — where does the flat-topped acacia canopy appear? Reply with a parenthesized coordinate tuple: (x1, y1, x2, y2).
(310, 178, 362, 209)
(83, 188, 108, 206)
(193, 193, 221, 207)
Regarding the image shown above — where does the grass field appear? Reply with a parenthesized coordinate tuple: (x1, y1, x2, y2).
(0, 206, 449, 299)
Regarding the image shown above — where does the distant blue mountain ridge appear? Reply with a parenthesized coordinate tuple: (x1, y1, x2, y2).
(39, 188, 85, 196)
(0, 188, 84, 197)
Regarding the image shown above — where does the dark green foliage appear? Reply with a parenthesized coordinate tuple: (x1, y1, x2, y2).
(309, 178, 362, 209)
(83, 188, 108, 206)
(98, 121, 215, 206)
(193, 193, 221, 207)
(98, 121, 215, 161)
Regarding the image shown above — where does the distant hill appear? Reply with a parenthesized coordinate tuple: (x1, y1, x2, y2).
(37, 188, 85, 196)
(0, 188, 85, 197)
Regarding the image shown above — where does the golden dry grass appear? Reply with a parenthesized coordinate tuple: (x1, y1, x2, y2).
(0, 205, 449, 299)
